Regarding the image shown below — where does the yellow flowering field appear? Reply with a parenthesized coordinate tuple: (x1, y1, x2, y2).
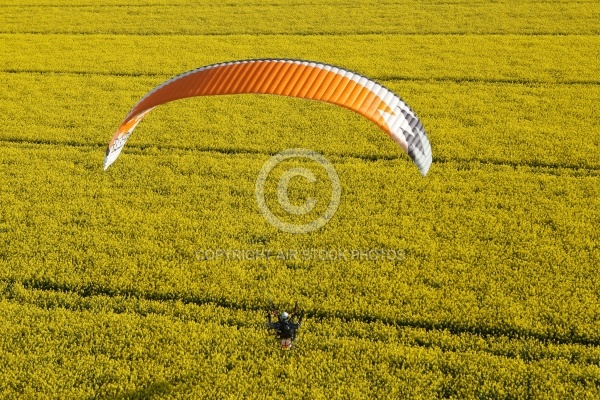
(0, 0, 599, 398)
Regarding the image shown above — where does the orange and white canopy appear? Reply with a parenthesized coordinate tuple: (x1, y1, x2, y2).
(104, 59, 432, 175)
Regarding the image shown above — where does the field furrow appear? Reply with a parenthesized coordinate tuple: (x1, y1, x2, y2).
(1, 297, 600, 399)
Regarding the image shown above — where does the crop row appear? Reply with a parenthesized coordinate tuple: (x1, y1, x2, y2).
(0, 1, 598, 35)
(1, 34, 599, 83)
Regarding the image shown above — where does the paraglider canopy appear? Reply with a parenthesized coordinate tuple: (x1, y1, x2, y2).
(104, 59, 432, 175)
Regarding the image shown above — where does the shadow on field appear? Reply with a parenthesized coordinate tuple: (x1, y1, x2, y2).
(109, 381, 172, 400)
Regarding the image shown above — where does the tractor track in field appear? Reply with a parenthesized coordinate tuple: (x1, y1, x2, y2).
(0, 31, 598, 36)
(1, 137, 599, 176)
(2, 68, 600, 87)
(2, 276, 600, 366)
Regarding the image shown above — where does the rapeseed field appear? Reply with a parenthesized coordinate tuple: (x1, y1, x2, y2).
(0, 0, 599, 398)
